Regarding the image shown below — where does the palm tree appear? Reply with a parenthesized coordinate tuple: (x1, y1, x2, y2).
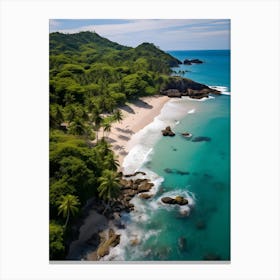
(104, 153, 120, 171)
(98, 170, 121, 213)
(113, 109, 123, 123)
(102, 120, 112, 138)
(91, 108, 103, 142)
(58, 194, 80, 228)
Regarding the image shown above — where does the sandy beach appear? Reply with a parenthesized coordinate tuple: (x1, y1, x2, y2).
(103, 95, 169, 168)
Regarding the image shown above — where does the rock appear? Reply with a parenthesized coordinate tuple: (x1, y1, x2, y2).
(183, 58, 203, 64)
(139, 193, 153, 199)
(161, 197, 176, 204)
(192, 136, 211, 142)
(176, 170, 190, 176)
(130, 237, 141, 246)
(161, 126, 175, 137)
(203, 253, 221, 261)
(161, 196, 188, 206)
(138, 181, 154, 192)
(165, 89, 182, 98)
(183, 59, 192, 65)
(178, 237, 187, 251)
(174, 196, 188, 205)
(196, 220, 206, 230)
(164, 168, 174, 173)
(181, 132, 192, 139)
(190, 59, 203, 64)
(123, 171, 146, 177)
(97, 229, 121, 258)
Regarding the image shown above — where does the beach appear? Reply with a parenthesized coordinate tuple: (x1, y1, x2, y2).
(104, 95, 169, 167)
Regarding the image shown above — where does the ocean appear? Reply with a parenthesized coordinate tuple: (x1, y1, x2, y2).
(104, 50, 230, 261)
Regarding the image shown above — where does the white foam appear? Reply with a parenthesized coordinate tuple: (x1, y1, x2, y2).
(188, 108, 196, 114)
(184, 95, 215, 102)
(209, 85, 231, 95)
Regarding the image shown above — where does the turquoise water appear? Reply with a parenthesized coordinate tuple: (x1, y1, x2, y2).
(108, 50, 230, 261)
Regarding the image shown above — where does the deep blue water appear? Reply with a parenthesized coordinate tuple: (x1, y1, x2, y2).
(110, 50, 230, 261)
(169, 50, 230, 92)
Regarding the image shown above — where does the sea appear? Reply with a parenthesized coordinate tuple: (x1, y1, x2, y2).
(104, 50, 230, 261)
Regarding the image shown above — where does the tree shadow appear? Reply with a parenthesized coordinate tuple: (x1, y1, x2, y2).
(133, 99, 153, 109)
(115, 127, 134, 135)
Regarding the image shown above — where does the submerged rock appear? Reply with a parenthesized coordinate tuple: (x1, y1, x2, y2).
(203, 253, 221, 261)
(178, 237, 187, 251)
(192, 136, 211, 142)
(196, 220, 206, 230)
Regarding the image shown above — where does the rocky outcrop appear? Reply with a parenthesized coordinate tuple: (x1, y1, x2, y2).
(96, 229, 120, 259)
(162, 126, 175, 136)
(123, 171, 146, 177)
(184, 58, 203, 64)
(160, 76, 220, 99)
(161, 196, 189, 205)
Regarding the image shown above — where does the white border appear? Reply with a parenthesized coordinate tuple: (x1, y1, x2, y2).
(0, 0, 279, 279)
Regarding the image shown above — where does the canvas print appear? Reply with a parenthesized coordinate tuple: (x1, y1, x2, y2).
(49, 19, 230, 261)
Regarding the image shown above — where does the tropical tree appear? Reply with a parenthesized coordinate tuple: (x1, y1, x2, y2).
(91, 107, 103, 141)
(113, 109, 123, 123)
(102, 120, 112, 138)
(104, 153, 120, 171)
(97, 170, 121, 213)
(58, 194, 80, 228)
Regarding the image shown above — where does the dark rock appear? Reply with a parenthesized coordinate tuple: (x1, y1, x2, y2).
(123, 171, 146, 177)
(196, 220, 206, 230)
(160, 76, 221, 100)
(174, 196, 188, 205)
(176, 170, 190, 176)
(161, 197, 176, 204)
(165, 89, 182, 98)
(139, 193, 153, 199)
(183, 58, 203, 64)
(203, 253, 221, 261)
(178, 237, 187, 251)
(181, 132, 192, 139)
(190, 59, 203, 64)
(138, 181, 154, 192)
(164, 168, 174, 174)
(183, 59, 192, 65)
(162, 126, 175, 137)
(161, 196, 188, 205)
(192, 136, 211, 142)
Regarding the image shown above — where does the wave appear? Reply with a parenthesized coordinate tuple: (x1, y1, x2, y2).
(188, 108, 196, 114)
(209, 85, 231, 95)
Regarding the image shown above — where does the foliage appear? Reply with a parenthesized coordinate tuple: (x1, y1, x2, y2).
(49, 221, 65, 260)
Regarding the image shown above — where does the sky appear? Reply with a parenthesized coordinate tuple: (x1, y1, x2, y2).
(49, 19, 230, 50)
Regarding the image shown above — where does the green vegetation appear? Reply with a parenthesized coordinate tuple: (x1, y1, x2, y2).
(49, 31, 182, 260)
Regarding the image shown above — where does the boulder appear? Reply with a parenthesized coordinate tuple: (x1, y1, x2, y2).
(161, 196, 188, 205)
(174, 196, 189, 205)
(139, 193, 153, 199)
(162, 126, 175, 137)
(161, 197, 176, 204)
(138, 181, 154, 192)
(190, 59, 203, 64)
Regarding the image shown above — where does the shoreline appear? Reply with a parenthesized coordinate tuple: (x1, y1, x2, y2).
(104, 95, 169, 168)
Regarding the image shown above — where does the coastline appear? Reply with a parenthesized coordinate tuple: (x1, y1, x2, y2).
(104, 95, 169, 168)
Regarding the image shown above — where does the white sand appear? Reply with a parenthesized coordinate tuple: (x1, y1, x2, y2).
(103, 95, 169, 168)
